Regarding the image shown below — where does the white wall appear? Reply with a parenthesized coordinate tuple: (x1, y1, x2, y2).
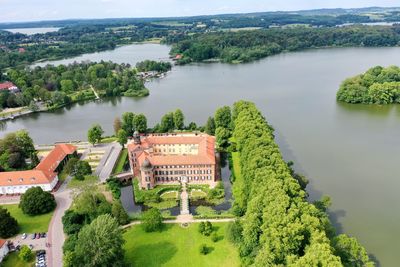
(0, 244, 9, 263)
(0, 175, 59, 195)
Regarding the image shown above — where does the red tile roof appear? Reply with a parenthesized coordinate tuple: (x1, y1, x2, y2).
(128, 133, 216, 166)
(36, 144, 77, 173)
(0, 144, 77, 187)
(0, 82, 16, 90)
(0, 239, 6, 248)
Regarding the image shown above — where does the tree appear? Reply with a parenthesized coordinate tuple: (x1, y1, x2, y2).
(28, 100, 39, 112)
(72, 214, 125, 267)
(160, 112, 175, 132)
(62, 209, 86, 235)
(64, 158, 79, 174)
(87, 124, 104, 145)
(74, 161, 92, 180)
(205, 117, 216, 135)
(60, 79, 75, 92)
(19, 245, 34, 262)
(332, 234, 375, 267)
(111, 201, 130, 225)
(198, 221, 213, 236)
(142, 208, 163, 232)
(0, 207, 19, 238)
(19, 187, 56, 215)
(121, 112, 135, 136)
(215, 127, 231, 148)
(113, 117, 122, 135)
(173, 109, 185, 130)
(226, 220, 243, 244)
(133, 113, 147, 133)
(73, 189, 111, 221)
(117, 129, 128, 148)
(214, 106, 231, 129)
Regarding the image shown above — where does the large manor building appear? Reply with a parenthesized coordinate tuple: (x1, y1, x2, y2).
(128, 133, 217, 190)
(0, 144, 77, 195)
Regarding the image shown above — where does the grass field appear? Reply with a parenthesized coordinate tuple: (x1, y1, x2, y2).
(1, 204, 53, 234)
(1, 252, 34, 267)
(123, 223, 239, 267)
(113, 148, 128, 174)
(67, 175, 98, 189)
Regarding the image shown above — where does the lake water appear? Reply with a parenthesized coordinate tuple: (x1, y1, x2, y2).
(4, 27, 60, 35)
(1, 44, 400, 266)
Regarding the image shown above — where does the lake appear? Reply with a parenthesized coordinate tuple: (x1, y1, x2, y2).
(4, 27, 60, 35)
(2, 44, 400, 266)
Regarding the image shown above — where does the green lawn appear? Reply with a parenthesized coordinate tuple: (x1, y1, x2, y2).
(1, 204, 53, 234)
(123, 223, 239, 267)
(231, 152, 242, 182)
(67, 175, 98, 189)
(112, 148, 128, 174)
(1, 252, 34, 267)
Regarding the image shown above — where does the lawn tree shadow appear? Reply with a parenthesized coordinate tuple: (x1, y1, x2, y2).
(132, 242, 177, 266)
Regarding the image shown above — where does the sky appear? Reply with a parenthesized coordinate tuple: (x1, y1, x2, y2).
(0, 0, 399, 23)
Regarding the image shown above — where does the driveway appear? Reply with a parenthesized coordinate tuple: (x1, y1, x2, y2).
(47, 175, 74, 267)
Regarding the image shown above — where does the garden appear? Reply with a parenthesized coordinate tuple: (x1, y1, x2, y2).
(123, 222, 239, 267)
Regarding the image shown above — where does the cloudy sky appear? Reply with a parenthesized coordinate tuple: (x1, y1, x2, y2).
(0, 0, 399, 23)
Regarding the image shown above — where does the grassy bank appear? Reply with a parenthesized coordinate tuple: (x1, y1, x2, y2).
(123, 223, 239, 267)
(112, 148, 128, 174)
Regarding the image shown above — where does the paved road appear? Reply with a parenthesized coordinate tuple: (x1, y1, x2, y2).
(47, 175, 74, 267)
(47, 142, 121, 267)
(97, 143, 122, 182)
(122, 217, 236, 229)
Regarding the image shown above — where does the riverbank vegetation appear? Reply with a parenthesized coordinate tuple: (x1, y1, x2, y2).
(226, 101, 374, 266)
(136, 60, 172, 73)
(169, 25, 400, 64)
(2, 61, 147, 111)
(337, 65, 400, 104)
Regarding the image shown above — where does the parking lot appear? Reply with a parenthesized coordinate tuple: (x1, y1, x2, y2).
(9, 232, 48, 253)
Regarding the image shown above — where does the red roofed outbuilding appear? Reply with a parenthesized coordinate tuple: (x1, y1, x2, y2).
(0, 144, 77, 195)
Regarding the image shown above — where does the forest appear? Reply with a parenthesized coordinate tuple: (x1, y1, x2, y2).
(227, 101, 374, 266)
(1, 61, 147, 110)
(169, 25, 400, 64)
(337, 65, 400, 104)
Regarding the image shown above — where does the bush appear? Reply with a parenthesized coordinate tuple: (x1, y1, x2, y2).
(0, 207, 19, 238)
(199, 244, 208, 255)
(19, 245, 33, 262)
(19, 187, 56, 215)
(142, 208, 163, 232)
(111, 201, 130, 225)
(226, 220, 243, 244)
(195, 206, 216, 217)
(106, 178, 122, 199)
(198, 221, 213, 236)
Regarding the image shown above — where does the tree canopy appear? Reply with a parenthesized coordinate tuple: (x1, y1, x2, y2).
(87, 124, 104, 145)
(0, 206, 19, 238)
(67, 214, 125, 267)
(227, 100, 373, 266)
(337, 65, 400, 104)
(19, 187, 56, 215)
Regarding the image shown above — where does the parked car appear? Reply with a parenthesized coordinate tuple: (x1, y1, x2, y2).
(22, 233, 27, 239)
(36, 234, 41, 239)
(32, 233, 36, 239)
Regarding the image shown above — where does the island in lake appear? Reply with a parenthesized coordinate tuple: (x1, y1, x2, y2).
(337, 65, 400, 104)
